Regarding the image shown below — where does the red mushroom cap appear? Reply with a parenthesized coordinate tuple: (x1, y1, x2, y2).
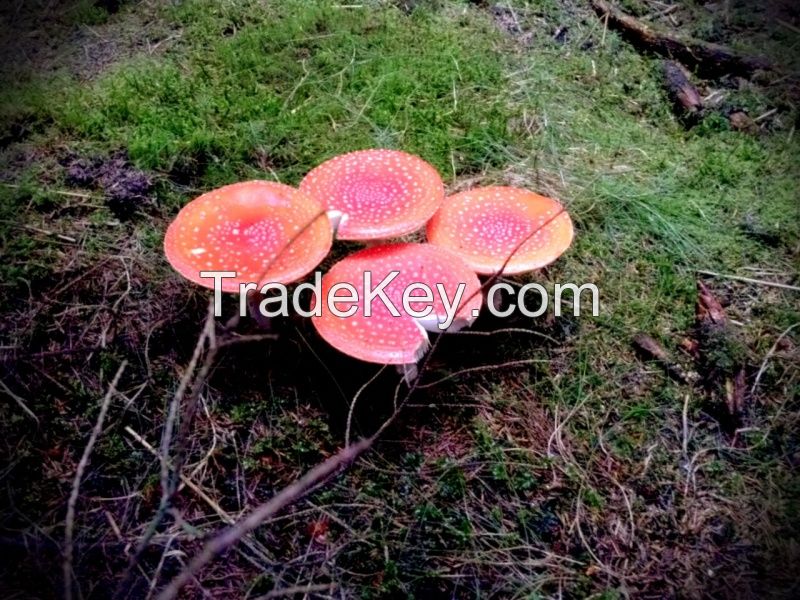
(311, 243, 482, 364)
(299, 149, 445, 240)
(164, 181, 332, 292)
(426, 186, 573, 275)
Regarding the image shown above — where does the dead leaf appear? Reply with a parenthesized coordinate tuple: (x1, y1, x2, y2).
(696, 281, 727, 325)
(306, 517, 330, 544)
(725, 368, 746, 415)
(632, 333, 693, 383)
(679, 337, 699, 356)
(729, 111, 757, 133)
(633, 333, 671, 362)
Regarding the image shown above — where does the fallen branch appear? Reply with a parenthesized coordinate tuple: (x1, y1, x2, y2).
(632, 333, 694, 384)
(155, 436, 373, 600)
(123, 426, 276, 569)
(63, 361, 128, 600)
(0, 378, 39, 423)
(661, 60, 703, 123)
(117, 302, 218, 596)
(751, 322, 799, 395)
(696, 269, 800, 292)
(590, 0, 771, 78)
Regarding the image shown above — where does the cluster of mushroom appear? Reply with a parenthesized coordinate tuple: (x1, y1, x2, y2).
(164, 149, 574, 374)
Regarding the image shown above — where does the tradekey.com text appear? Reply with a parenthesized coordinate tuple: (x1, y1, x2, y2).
(202, 270, 600, 329)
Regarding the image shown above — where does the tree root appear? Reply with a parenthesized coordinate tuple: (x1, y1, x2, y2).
(590, 0, 771, 78)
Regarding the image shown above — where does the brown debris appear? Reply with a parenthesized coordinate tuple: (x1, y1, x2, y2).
(694, 281, 749, 425)
(696, 280, 727, 325)
(728, 111, 758, 133)
(662, 60, 703, 123)
(64, 151, 153, 220)
(632, 333, 693, 384)
(679, 337, 699, 357)
(726, 368, 747, 416)
(589, 0, 772, 79)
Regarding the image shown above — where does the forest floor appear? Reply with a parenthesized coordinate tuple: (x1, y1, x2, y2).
(0, 1, 798, 598)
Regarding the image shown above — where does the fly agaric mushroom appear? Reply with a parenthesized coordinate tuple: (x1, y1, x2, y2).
(310, 243, 482, 377)
(164, 180, 332, 309)
(299, 149, 445, 241)
(426, 186, 574, 275)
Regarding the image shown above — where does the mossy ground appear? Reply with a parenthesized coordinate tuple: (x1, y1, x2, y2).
(1, 1, 798, 598)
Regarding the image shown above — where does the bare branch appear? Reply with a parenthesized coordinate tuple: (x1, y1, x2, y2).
(417, 358, 547, 389)
(752, 322, 799, 395)
(156, 436, 373, 600)
(0, 378, 39, 423)
(63, 360, 128, 600)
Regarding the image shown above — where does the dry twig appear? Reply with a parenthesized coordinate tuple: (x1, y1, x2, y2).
(63, 361, 128, 600)
(0, 378, 39, 423)
(156, 437, 373, 600)
(589, 0, 771, 78)
(751, 323, 799, 395)
(696, 269, 800, 292)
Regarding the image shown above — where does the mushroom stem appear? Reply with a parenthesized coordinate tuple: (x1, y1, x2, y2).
(326, 210, 348, 238)
(245, 290, 274, 330)
(415, 315, 471, 333)
(301, 149, 445, 241)
(396, 363, 418, 385)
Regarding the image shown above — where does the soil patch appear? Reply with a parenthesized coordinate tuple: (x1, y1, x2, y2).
(64, 151, 153, 219)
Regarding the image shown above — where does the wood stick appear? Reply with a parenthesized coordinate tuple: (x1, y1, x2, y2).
(662, 60, 703, 122)
(63, 361, 127, 600)
(696, 269, 800, 292)
(156, 437, 373, 600)
(589, 0, 771, 78)
(0, 378, 39, 423)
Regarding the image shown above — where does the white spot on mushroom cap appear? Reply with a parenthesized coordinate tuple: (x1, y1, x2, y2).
(311, 243, 482, 364)
(299, 149, 445, 240)
(426, 186, 574, 275)
(164, 180, 333, 292)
